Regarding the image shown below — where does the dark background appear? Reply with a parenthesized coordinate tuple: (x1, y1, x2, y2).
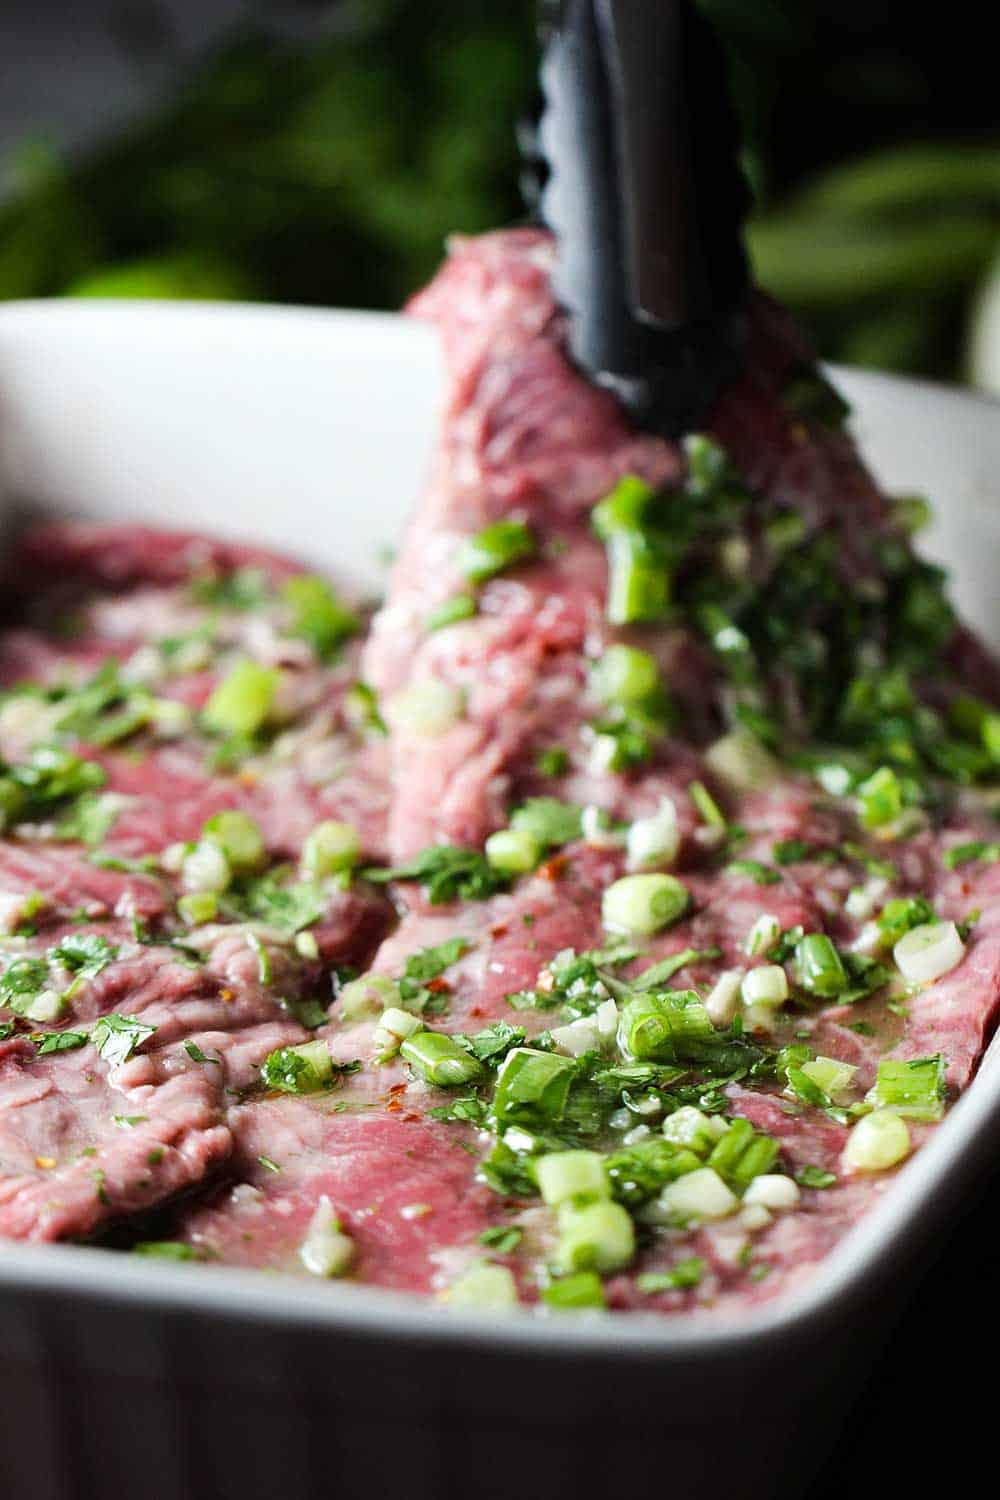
(1, 4, 998, 1494)
(2, 0, 1000, 385)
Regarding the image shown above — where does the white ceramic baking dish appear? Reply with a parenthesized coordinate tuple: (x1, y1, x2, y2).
(1, 298, 999, 1500)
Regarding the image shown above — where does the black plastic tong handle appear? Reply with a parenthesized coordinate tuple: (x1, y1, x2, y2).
(537, 0, 751, 434)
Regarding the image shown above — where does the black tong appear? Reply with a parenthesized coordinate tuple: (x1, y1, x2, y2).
(534, 0, 751, 435)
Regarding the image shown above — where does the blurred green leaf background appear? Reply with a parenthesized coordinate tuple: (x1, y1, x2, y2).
(2, 0, 999, 388)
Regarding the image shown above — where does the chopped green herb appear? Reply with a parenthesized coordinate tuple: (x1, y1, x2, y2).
(479, 1225, 523, 1254)
(536, 747, 569, 778)
(795, 1165, 837, 1190)
(134, 1240, 199, 1261)
(509, 797, 583, 849)
(282, 574, 358, 659)
(258, 1155, 281, 1173)
(636, 1258, 705, 1294)
(49, 932, 119, 979)
(426, 594, 477, 632)
(460, 519, 536, 584)
(184, 1040, 221, 1065)
(725, 859, 782, 886)
(34, 1030, 88, 1054)
(363, 845, 506, 905)
(944, 841, 1000, 869)
(92, 1013, 157, 1067)
(868, 1055, 946, 1121)
(878, 896, 935, 946)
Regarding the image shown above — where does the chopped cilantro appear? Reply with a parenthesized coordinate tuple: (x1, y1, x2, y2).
(34, 1030, 88, 1054)
(92, 1013, 157, 1067)
(479, 1225, 523, 1254)
(469, 1020, 527, 1065)
(50, 932, 119, 979)
(184, 1041, 221, 1065)
(363, 845, 506, 904)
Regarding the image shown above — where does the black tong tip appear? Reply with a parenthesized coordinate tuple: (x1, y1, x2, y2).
(534, 0, 751, 435)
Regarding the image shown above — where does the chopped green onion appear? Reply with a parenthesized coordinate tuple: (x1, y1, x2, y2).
(843, 1109, 910, 1172)
(490, 1048, 576, 1128)
(177, 891, 218, 926)
(181, 840, 231, 895)
(301, 820, 361, 877)
(744, 913, 781, 956)
(867, 1055, 945, 1121)
(443, 1263, 519, 1309)
(460, 520, 536, 583)
(425, 594, 477, 632)
(601, 873, 688, 937)
(387, 679, 465, 737)
(202, 660, 277, 737)
(371, 1006, 423, 1061)
(541, 1271, 606, 1310)
(591, 645, 661, 707)
(707, 1118, 780, 1193)
(652, 1166, 738, 1225)
(299, 1196, 354, 1277)
(616, 991, 715, 1064)
(400, 1030, 484, 1087)
(555, 1201, 635, 1274)
(877, 895, 935, 945)
(661, 1106, 726, 1156)
(800, 1056, 857, 1102)
(704, 968, 744, 1026)
(601, 530, 671, 625)
(626, 798, 679, 870)
(282, 575, 358, 660)
(689, 780, 726, 829)
(794, 934, 848, 997)
(857, 766, 903, 830)
(337, 974, 399, 1021)
(741, 965, 788, 1008)
(202, 810, 264, 872)
(704, 730, 779, 792)
(484, 828, 541, 875)
(893, 920, 964, 986)
(534, 1150, 609, 1207)
(591, 476, 671, 627)
(743, 1174, 800, 1210)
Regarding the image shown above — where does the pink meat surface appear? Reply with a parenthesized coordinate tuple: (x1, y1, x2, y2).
(7, 231, 1000, 1323)
(0, 530, 392, 1240)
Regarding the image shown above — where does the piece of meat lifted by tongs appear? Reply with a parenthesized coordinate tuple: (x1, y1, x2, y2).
(531, 0, 751, 436)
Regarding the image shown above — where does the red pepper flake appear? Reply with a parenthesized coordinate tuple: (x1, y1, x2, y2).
(538, 854, 568, 882)
(426, 977, 451, 994)
(402, 1112, 422, 1122)
(388, 1082, 408, 1095)
(386, 1097, 403, 1112)
(491, 923, 509, 939)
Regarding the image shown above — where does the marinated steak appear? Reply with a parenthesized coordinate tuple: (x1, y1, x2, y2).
(5, 231, 1000, 1319)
